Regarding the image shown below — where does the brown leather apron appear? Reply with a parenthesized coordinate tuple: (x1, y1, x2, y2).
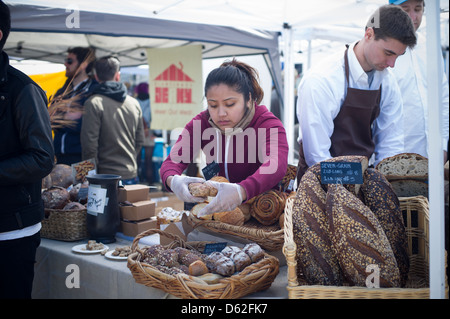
(297, 46, 381, 184)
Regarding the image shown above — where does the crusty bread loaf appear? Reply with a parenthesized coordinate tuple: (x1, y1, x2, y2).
(190, 203, 213, 220)
(389, 179, 429, 198)
(376, 153, 428, 180)
(292, 169, 343, 286)
(188, 260, 209, 276)
(191, 203, 245, 226)
(213, 207, 245, 226)
(361, 168, 409, 287)
(188, 182, 218, 197)
(42, 186, 71, 209)
(238, 203, 252, 222)
(327, 183, 401, 287)
(210, 176, 229, 183)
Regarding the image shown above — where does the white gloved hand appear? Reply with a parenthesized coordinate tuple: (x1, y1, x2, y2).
(197, 181, 245, 217)
(169, 175, 207, 203)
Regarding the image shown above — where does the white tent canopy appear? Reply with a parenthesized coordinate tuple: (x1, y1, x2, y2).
(4, 2, 284, 108)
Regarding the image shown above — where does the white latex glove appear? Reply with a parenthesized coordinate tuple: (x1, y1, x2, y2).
(197, 181, 245, 217)
(169, 175, 206, 203)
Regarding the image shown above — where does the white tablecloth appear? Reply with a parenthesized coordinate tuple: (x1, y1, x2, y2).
(32, 233, 288, 299)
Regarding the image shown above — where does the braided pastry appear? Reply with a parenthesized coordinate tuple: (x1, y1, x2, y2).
(250, 190, 288, 225)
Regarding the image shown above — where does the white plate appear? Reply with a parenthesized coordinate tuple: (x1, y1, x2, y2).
(104, 250, 128, 261)
(71, 244, 109, 254)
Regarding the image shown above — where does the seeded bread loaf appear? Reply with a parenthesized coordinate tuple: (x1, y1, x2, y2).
(361, 168, 409, 287)
(292, 168, 343, 286)
(376, 153, 428, 180)
(327, 183, 401, 287)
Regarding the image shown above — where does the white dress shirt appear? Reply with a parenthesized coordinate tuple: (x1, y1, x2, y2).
(392, 33, 449, 158)
(296, 41, 404, 167)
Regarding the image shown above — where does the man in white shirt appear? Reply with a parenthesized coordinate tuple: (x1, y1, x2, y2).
(296, 5, 416, 180)
(390, 0, 449, 162)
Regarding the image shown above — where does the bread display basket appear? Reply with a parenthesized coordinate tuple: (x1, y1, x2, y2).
(283, 195, 448, 299)
(41, 208, 88, 241)
(127, 228, 280, 299)
(187, 215, 284, 251)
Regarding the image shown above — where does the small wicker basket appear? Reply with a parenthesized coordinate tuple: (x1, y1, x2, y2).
(41, 208, 88, 241)
(127, 228, 280, 299)
(187, 216, 284, 251)
(283, 195, 448, 299)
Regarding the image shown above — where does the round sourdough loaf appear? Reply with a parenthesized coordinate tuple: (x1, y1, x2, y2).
(375, 152, 428, 180)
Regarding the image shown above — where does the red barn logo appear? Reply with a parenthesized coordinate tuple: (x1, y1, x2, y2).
(154, 62, 194, 104)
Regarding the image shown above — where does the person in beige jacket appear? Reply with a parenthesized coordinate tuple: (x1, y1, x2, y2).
(81, 56, 144, 184)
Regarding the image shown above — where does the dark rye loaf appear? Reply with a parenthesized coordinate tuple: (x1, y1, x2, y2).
(361, 168, 409, 287)
(326, 183, 401, 287)
(292, 168, 343, 286)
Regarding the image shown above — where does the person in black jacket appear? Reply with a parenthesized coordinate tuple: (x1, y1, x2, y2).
(0, 1, 54, 299)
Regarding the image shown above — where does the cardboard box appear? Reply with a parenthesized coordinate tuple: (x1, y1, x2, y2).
(120, 200, 155, 221)
(120, 218, 157, 237)
(152, 193, 184, 214)
(159, 214, 193, 245)
(118, 184, 150, 203)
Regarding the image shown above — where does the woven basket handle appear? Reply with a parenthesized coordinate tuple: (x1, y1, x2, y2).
(130, 228, 186, 252)
(283, 196, 299, 287)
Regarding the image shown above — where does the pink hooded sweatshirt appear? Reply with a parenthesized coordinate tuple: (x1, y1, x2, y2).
(160, 104, 289, 201)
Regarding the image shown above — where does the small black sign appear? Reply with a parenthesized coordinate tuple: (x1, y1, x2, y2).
(320, 162, 363, 184)
(202, 161, 220, 180)
(203, 242, 227, 254)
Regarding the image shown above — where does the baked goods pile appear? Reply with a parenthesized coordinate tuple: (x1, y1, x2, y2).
(375, 153, 429, 198)
(292, 155, 409, 288)
(141, 242, 265, 283)
(188, 176, 247, 226)
(156, 207, 189, 226)
(189, 174, 295, 227)
(41, 164, 89, 211)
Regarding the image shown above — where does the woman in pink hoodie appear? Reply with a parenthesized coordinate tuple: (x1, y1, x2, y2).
(161, 59, 288, 217)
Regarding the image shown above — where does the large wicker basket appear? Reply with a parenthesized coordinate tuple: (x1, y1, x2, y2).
(187, 215, 284, 251)
(41, 208, 88, 241)
(283, 195, 448, 299)
(127, 228, 280, 299)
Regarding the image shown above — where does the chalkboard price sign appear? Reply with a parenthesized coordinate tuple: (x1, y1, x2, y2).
(202, 161, 220, 180)
(203, 242, 227, 254)
(320, 162, 363, 185)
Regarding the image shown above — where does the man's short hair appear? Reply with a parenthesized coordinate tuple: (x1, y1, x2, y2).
(0, 1, 11, 51)
(367, 4, 417, 48)
(94, 56, 120, 82)
(67, 47, 96, 74)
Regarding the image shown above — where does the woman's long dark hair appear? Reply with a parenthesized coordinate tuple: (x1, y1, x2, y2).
(204, 58, 264, 105)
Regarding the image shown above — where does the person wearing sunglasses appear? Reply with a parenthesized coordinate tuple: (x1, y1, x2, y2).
(51, 46, 98, 165)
